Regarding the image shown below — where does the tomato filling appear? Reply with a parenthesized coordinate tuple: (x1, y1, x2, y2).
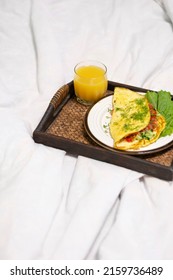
(124, 104, 158, 142)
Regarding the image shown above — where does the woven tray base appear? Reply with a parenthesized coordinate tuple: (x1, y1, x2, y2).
(47, 96, 173, 167)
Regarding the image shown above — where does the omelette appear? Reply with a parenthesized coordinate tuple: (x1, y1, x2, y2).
(109, 87, 166, 150)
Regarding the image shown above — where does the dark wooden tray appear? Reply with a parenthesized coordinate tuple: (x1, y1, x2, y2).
(33, 81, 173, 181)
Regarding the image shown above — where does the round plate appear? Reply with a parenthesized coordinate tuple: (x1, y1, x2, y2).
(84, 94, 173, 155)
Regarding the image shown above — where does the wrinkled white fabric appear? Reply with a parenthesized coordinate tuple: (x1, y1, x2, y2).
(0, 0, 173, 260)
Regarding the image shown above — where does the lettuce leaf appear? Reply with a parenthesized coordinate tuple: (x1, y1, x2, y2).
(146, 90, 173, 137)
(146, 91, 158, 109)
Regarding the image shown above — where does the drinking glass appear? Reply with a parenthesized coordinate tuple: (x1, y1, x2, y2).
(74, 60, 108, 105)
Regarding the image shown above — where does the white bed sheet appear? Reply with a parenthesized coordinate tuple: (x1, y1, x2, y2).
(0, 0, 173, 260)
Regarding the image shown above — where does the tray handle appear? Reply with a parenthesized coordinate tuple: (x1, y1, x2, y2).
(50, 84, 70, 110)
(33, 81, 73, 133)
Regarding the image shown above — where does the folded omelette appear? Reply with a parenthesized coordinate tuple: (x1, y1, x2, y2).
(109, 87, 166, 150)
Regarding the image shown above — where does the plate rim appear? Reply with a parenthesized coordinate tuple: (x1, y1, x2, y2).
(84, 94, 173, 156)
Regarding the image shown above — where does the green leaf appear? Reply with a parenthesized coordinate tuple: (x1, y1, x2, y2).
(146, 90, 173, 137)
(145, 91, 158, 109)
(158, 90, 173, 117)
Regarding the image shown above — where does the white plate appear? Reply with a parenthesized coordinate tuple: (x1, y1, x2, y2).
(84, 95, 173, 155)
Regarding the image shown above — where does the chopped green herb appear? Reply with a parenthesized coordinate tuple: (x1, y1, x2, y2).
(131, 105, 148, 121)
(123, 123, 130, 131)
(135, 98, 145, 106)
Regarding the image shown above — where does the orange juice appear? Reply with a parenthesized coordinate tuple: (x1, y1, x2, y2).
(74, 62, 107, 105)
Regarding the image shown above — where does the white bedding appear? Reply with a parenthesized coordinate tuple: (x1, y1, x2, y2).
(0, 0, 173, 260)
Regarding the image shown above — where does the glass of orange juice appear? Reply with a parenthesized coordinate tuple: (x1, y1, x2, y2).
(74, 60, 108, 105)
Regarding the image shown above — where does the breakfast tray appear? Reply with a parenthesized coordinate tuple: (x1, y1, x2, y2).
(33, 81, 173, 181)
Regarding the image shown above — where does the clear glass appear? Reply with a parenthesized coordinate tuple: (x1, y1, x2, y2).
(74, 60, 108, 106)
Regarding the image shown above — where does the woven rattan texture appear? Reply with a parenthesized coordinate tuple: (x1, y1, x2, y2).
(144, 148, 173, 166)
(47, 96, 173, 167)
(47, 96, 95, 145)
